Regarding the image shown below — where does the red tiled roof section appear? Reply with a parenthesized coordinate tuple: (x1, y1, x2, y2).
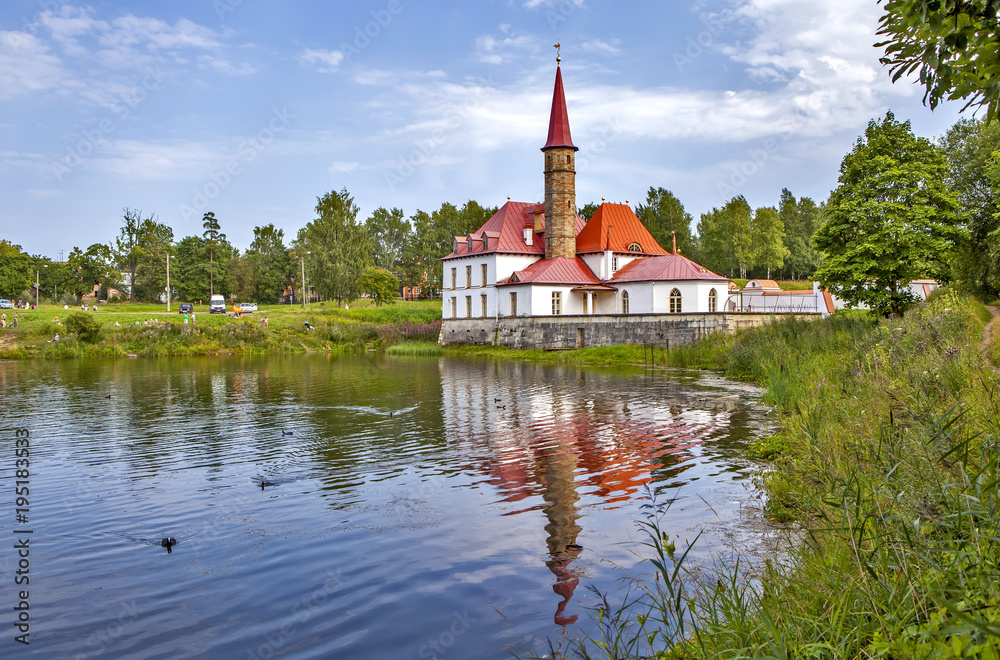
(442, 201, 586, 260)
(542, 66, 577, 151)
(611, 254, 728, 283)
(576, 203, 668, 255)
(497, 257, 598, 286)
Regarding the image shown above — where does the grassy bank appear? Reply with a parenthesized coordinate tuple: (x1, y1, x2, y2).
(0, 300, 442, 358)
(524, 290, 1000, 658)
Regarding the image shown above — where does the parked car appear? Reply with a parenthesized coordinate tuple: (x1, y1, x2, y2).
(209, 294, 226, 314)
(179, 303, 193, 314)
(0, 299, 12, 309)
(236, 302, 257, 313)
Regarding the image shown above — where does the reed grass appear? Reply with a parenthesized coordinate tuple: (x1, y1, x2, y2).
(516, 290, 1000, 659)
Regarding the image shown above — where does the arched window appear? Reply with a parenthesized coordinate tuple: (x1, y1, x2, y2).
(622, 291, 630, 315)
(708, 288, 717, 313)
(627, 243, 642, 253)
(669, 288, 682, 313)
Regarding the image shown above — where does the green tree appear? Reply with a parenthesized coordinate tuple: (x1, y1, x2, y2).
(134, 219, 174, 302)
(358, 266, 399, 306)
(113, 208, 146, 302)
(635, 187, 694, 255)
(67, 244, 115, 303)
(400, 201, 491, 296)
(939, 117, 1000, 294)
(777, 189, 822, 280)
(0, 241, 32, 298)
(365, 207, 410, 273)
(578, 202, 600, 221)
(202, 211, 227, 297)
(244, 224, 292, 303)
(814, 111, 965, 316)
(172, 235, 234, 302)
(750, 206, 789, 280)
(297, 188, 371, 307)
(877, 0, 1000, 120)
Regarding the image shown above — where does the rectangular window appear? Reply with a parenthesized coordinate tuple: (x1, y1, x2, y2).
(465, 265, 472, 289)
(510, 292, 517, 317)
(466, 296, 472, 318)
(450, 298, 456, 318)
(481, 294, 488, 318)
(552, 291, 562, 316)
(612, 256, 619, 272)
(481, 264, 488, 287)
(451, 268, 457, 290)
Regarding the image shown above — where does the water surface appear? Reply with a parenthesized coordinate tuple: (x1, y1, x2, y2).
(0, 355, 775, 659)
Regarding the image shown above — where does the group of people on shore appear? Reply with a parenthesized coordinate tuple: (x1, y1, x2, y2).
(1, 312, 18, 328)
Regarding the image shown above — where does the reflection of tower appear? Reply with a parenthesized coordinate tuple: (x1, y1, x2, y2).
(540, 437, 583, 626)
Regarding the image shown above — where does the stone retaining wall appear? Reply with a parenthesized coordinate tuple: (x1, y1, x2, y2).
(438, 313, 821, 349)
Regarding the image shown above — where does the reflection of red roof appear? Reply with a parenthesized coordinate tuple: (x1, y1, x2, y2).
(497, 257, 598, 286)
(442, 201, 585, 260)
(576, 203, 667, 255)
(542, 65, 577, 151)
(611, 254, 728, 283)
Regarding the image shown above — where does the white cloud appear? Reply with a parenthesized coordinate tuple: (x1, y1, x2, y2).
(298, 47, 344, 73)
(0, 31, 66, 100)
(473, 31, 536, 65)
(581, 39, 621, 56)
(329, 161, 359, 174)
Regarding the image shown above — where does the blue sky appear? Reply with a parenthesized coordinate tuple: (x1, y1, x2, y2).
(0, 0, 968, 258)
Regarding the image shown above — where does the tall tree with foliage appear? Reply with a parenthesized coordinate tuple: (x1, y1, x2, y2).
(113, 208, 146, 302)
(365, 207, 410, 274)
(635, 187, 694, 255)
(400, 201, 494, 296)
(67, 244, 115, 303)
(750, 206, 789, 279)
(877, 0, 1000, 120)
(173, 236, 209, 301)
(297, 188, 371, 307)
(777, 189, 822, 280)
(202, 211, 226, 296)
(134, 219, 174, 302)
(939, 117, 1000, 295)
(814, 111, 964, 316)
(0, 241, 32, 298)
(244, 224, 292, 303)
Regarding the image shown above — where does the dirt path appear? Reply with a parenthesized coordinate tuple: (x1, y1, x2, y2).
(984, 305, 1000, 373)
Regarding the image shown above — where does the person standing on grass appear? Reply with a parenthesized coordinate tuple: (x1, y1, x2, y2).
(192, 312, 196, 324)
(12, 313, 17, 328)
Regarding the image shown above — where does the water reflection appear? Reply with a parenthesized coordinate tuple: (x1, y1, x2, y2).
(440, 360, 765, 628)
(0, 355, 770, 660)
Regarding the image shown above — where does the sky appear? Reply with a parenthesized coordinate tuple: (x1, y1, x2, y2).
(0, 0, 971, 259)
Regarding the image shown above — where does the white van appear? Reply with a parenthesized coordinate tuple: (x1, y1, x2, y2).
(209, 294, 226, 314)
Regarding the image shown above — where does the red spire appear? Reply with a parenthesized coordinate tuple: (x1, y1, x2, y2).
(542, 65, 578, 151)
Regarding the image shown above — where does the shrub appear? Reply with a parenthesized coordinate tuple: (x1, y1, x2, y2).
(65, 311, 101, 343)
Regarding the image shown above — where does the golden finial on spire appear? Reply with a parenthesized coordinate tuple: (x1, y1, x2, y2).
(554, 42, 561, 64)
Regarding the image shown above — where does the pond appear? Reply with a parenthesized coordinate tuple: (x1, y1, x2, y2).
(0, 355, 777, 659)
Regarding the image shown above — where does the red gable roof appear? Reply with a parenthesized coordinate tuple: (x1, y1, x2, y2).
(497, 257, 598, 286)
(610, 254, 728, 283)
(542, 65, 577, 152)
(576, 203, 668, 255)
(442, 201, 585, 260)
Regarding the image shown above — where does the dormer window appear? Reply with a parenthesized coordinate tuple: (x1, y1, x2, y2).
(482, 234, 489, 250)
(627, 243, 642, 253)
(510, 273, 520, 283)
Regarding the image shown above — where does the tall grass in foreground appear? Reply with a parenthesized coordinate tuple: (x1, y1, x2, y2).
(517, 291, 1000, 659)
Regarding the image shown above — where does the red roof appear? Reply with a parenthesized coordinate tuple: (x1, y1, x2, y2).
(442, 201, 585, 260)
(497, 257, 598, 286)
(576, 203, 668, 255)
(610, 254, 728, 283)
(542, 65, 577, 152)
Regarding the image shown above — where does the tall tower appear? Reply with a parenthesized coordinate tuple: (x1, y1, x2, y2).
(542, 47, 578, 260)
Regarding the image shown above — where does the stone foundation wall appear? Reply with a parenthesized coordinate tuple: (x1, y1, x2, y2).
(438, 313, 821, 349)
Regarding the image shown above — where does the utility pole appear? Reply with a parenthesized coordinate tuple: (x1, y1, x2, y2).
(300, 252, 311, 311)
(166, 254, 171, 312)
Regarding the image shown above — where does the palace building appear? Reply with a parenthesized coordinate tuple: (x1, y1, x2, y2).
(441, 56, 730, 321)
